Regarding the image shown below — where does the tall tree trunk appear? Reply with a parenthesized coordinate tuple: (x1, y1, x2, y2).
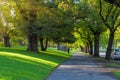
(3, 34, 11, 47)
(39, 37, 48, 51)
(85, 46, 88, 53)
(89, 40, 93, 55)
(27, 34, 38, 53)
(105, 31, 114, 60)
(86, 43, 89, 53)
(94, 32, 100, 57)
(81, 46, 86, 52)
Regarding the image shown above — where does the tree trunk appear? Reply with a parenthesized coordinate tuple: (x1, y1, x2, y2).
(85, 46, 88, 53)
(89, 40, 93, 55)
(27, 34, 38, 53)
(3, 34, 11, 47)
(39, 37, 48, 51)
(81, 46, 86, 52)
(86, 43, 89, 53)
(94, 32, 100, 57)
(105, 31, 114, 60)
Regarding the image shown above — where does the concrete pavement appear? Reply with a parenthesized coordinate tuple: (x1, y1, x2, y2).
(46, 52, 118, 80)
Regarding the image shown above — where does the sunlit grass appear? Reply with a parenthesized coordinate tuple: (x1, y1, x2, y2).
(0, 47, 71, 80)
(113, 71, 120, 79)
(0, 52, 57, 66)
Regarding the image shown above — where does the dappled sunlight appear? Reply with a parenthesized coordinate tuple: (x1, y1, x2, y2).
(58, 64, 118, 73)
(40, 50, 70, 58)
(0, 78, 6, 80)
(0, 52, 57, 67)
(0, 47, 70, 80)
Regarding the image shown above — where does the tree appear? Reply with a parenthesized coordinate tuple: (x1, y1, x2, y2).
(11, 0, 45, 52)
(36, 5, 58, 51)
(100, 31, 109, 49)
(99, 0, 120, 60)
(75, 2, 107, 57)
(76, 27, 94, 55)
(45, 0, 77, 48)
(0, 15, 11, 47)
(0, 1, 14, 47)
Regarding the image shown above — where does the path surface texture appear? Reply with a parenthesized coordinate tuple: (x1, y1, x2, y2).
(46, 52, 118, 80)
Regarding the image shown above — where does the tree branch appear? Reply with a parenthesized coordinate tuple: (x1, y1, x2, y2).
(76, 29, 88, 40)
(115, 22, 120, 31)
(111, 6, 118, 26)
(99, 0, 111, 29)
(88, 24, 95, 34)
(105, 4, 113, 21)
(113, 10, 120, 26)
(99, 0, 104, 21)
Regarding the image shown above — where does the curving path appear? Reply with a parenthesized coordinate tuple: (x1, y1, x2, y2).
(46, 52, 118, 80)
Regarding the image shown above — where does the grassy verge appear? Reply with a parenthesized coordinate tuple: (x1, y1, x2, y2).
(113, 71, 120, 79)
(0, 47, 71, 80)
(81, 52, 120, 79)
(90, 56, 120, 79)
(107, 61, 120, 80)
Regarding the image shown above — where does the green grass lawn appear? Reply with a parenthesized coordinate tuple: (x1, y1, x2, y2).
(0, 47, 71, 80)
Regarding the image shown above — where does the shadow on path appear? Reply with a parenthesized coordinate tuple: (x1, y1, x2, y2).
(46, 52, 118, 80)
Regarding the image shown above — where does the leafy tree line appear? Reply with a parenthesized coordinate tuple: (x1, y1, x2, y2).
(74, 0, 120, 60)
(0, 0, 120, 61)
(99, 0, 120, 60)
(0, 0, 77, 52)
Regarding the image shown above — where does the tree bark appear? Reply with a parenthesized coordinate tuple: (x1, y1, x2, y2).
(39, 37, 48, 51)
(27, 34, 38, 53)
(94, 32, 100, 57)
(86, 43, 89, 53)
(3, 34, 11, 47)
(81, 46, 86, 52)
(105, 31, 114, 60)
(89, 40, 93, 55)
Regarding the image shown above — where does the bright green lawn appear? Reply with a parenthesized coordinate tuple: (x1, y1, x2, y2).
(0, 47, 71, 80)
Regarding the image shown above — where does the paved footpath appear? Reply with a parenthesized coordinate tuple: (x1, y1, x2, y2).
(46, 52, 118, 80)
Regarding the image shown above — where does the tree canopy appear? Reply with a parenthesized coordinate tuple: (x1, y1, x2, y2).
(0, 0, 120, 60)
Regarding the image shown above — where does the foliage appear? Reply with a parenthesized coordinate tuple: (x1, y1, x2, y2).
(73, 0, 107, 56)
(0, 42, 4, 47)
(99, 0, 120, 60)
(104, 0, 120, 7)
(10, 0, 42, 34)
(0, 0, 119, 54)
(100, 31, 109, 48)
(0, 1, 13, 32)
(43, 0, 77, 44)
(114, 27, 120, 47)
